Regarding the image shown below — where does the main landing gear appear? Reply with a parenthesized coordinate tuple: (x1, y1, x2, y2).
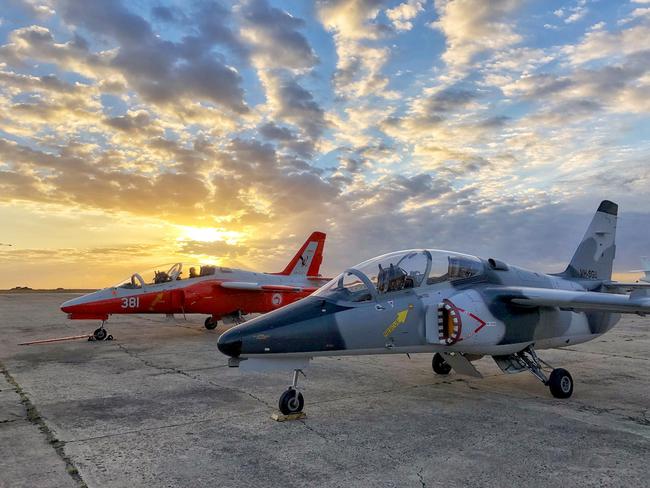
(204, 311, 247, 330)
(509, 346, 573, 399)
(204, 317, 218, 330)
(89, 322, 113, 342)
(278, 369, 305, 415)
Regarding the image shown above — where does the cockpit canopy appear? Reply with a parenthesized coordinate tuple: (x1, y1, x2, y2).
(111, 262, 232, 289)
(314, 250, 484, 302)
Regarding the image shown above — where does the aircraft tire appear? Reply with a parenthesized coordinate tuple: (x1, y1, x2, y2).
(432, 353, 451, 375)
(204, 317, 218, 330)
(93, 327, 107, 341)
(548, 368, 573, 399)
(279, 389, 304, 415)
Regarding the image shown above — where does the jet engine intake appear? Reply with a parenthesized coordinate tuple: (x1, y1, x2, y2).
(438, 299, 462, 344)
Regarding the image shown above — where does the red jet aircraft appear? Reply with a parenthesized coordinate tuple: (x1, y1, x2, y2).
(61, 232, 328, 340)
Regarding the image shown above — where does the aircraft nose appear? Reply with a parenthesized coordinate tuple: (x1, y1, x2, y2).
(217, 328, 242, 358)
(60, 295, 84, 313)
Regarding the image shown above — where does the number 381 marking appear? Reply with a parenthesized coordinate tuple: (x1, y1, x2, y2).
(121, 297, 140, 309)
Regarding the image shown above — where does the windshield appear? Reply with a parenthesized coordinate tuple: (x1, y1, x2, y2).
(314, 250, 484, 300)
(111, 262, 220, 289)
(314, 270, 373, 302)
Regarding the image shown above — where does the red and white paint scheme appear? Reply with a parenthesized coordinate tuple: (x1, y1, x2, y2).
(61, 232, 329, 337)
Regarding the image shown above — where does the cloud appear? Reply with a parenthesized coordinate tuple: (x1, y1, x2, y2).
(565, 18, 650, 64)
(563, 0, 588, 24)
(1, 0, 650, 288)
(238, 0, 318, 70)
(430, 0, 523, 74)
(54, 0, 248, 113)
(385, 0, 425, 32)
(317, 0, 391, 40)
(256, 71, 328, 153)
(317, 0, 394, 99)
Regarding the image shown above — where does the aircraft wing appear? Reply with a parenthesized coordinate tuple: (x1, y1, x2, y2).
(218, 282, 317, 293)
(489, 286, 650, 314)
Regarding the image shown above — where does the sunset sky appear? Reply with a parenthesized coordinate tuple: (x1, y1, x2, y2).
(1, 0, 649, 288)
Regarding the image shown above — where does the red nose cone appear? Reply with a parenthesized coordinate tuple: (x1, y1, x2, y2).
(60, 295, 109, 321)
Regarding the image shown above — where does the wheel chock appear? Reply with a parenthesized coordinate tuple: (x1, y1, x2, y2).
(271, 411, 306, 422)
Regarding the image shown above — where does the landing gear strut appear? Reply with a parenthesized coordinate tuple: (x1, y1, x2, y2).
(278, 369, 305, 415)
(89, 321, 113, 341)
(515, 346, 573, 399)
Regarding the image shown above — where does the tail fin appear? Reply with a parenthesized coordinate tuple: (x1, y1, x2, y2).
(277, 231, 326, 277)
(564, 200, 617, 280)
(641, 257, 650, 283)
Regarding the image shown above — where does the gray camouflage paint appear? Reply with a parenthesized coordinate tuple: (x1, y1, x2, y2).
(218, 200, 636, 360)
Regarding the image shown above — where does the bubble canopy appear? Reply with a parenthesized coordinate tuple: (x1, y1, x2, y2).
(111, 262, 225, 289)
(313, 250, 484, 302)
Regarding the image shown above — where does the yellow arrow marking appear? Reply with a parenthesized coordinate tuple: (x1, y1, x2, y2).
(383, 309, 409, 337)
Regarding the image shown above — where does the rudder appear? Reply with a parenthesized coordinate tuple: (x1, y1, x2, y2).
(564, 200, 617, 280)
(277, 231, 326, 277)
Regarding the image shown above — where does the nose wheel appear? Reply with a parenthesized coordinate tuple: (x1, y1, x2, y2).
(278, 369, 305, 415)
(89, 322, 113, 341)
(432, 353, 452, 375)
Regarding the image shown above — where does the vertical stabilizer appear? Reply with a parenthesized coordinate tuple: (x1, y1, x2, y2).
(276, 232, 326, 277)
(564, 200, 618, 280)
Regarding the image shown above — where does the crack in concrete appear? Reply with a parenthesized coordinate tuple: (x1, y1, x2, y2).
(0, 360, 88, 488)
(416, 467, 426, 488)
(0, 418, 21, 424)
(297, 419, 329, 441)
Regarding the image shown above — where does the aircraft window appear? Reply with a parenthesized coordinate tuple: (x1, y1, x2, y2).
(314, 272, 372, 302)
(112, 262, 204, 288)
(200, 265, 216, 276)
(396, 251, 429, 288)
(117, 274, 142, 289)
(354, 250, 430, 294)
(449, 256, 483, 280)
(427, 253, 483, 284)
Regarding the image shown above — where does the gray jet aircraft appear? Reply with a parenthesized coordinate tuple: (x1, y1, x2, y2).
(218, 201, 650, 415)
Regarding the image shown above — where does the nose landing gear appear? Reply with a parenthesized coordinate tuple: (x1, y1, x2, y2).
(278, 369, 305, 415)
(89, 321, 113, 341)
(432, 352, 452, 375)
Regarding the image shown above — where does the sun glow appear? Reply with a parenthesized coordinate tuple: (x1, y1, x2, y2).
(176, 226, 244, 244)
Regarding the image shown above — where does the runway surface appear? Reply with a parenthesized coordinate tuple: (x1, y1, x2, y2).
(0, 293, 648, 487)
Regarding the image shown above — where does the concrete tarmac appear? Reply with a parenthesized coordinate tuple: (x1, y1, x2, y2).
(0, 293, 648, 488)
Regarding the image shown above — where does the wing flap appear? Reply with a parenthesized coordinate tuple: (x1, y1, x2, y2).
(490, 286, 650, 314)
